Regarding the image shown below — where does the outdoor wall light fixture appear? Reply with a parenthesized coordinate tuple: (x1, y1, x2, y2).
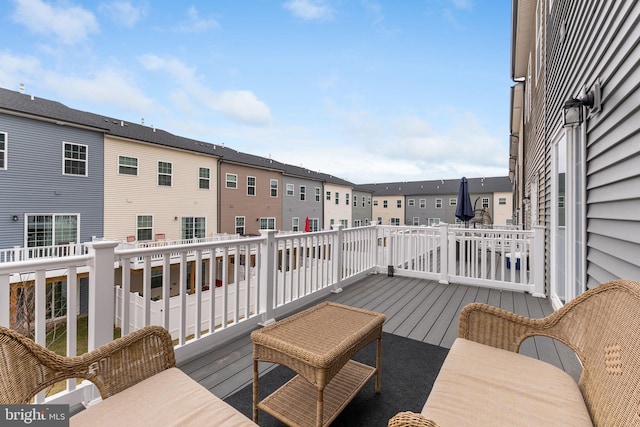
(563, 81, 601, 127)
(12, 215, 19, 221)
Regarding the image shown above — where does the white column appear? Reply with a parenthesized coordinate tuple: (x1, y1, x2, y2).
(86, 241, 119, 350)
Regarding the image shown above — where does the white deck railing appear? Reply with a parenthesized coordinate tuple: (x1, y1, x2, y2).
(0, 223, 543, 407)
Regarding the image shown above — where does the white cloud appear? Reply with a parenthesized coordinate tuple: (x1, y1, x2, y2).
(0, 52, 41, 90)
(10, 0, 99, 45)
(283, 0, 334, 21)
(175, 6, 219, 32)
(449, 0, 473, 10)
(139, 54, 272, 126)
(100, 1, 146, 27)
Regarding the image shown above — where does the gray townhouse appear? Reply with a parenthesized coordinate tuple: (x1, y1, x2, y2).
(351, 186, 373, 227)
(0, 87, 106, 250)
(281, 164, 324, 232)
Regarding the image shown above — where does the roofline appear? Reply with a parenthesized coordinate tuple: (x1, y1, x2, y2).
(0, 107, 110, 133)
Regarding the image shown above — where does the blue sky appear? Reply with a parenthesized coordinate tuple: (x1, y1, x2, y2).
(0, 0, 512, 184)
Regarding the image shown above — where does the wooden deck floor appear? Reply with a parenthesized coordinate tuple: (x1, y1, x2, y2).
(179, 274, 583, 401)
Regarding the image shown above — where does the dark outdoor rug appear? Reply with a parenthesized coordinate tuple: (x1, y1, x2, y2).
(224, 332, 449, 426)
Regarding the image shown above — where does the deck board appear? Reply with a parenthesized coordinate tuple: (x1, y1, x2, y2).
(179, 274, 583, 401)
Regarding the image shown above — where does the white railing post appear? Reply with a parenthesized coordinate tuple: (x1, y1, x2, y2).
(0, 273, 8, 327)
(369, 222, 379, 272)
(331, 224, 344, 293)
(532, 226, 546, 297)
(439, 223, 449, 284)
(86, 241, 119, 350)
(259, 230, 276, 326)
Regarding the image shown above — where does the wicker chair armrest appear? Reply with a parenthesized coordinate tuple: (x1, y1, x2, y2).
(458, 303, 548, 352)
(0, 325, 175, 403)
(388, 411, 439, 427)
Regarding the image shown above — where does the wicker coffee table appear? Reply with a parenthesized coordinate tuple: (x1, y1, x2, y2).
(251, 302, 386, 427)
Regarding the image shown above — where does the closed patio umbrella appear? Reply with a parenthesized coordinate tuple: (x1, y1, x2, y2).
(455, 177, 474, 226)
(304, 216, 311, 232)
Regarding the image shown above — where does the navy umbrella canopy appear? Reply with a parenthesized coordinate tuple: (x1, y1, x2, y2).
(455, 177, 474, 224)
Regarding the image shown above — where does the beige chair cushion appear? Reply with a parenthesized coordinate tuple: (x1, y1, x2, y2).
(422, 338, 592, 427)
(70, 367, 256, 426)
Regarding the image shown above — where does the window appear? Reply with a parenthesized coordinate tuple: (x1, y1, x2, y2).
(63, 142, 87, 176)
(137, 215, 153, 241)
(335, 192, 339, 205)
(199, 167, 210, 189)
(390, 218, 400, 226)
(315, 187, 321, 202)
(419, 199, 426, 209)
(354, 219, 361, 227)
(340, 219, 348, 228)
(309, 218, 319, 232)
(286, 183, 294, 196)
(373, 200, 378, 206)
(413, 217, 419, 226)
(270, 179, 278, 197)
(383, 200, 388, 208)
(449, 198, 457, 206)
(26, 214, 79, 247)
(234, 216, 245, 235)
(292, 217, 299, 232)
(259, 217, 276, 230)
(182, 217, 206, 239)
(435, 199, 443, 209)
(0, 132, 6, 170)
(428, 218, 441, 226)
(157, 161, 172, 186)
(300, 185, 306, 201)
(482, 197, 490, 208)
(408, 199, 415, 207)
(326, 191, 331, 200)
(346, 193, 349, 205)
(226, 173, 237, 189)
(247, 176, 256, 196)
(377, 216, 382, 224)
(396, 199, 402, 208)
(353, 195, 358, 206)
(499, 198, 507, 205)
(118, 156, 138, 175)
(367, 197, 371, 205)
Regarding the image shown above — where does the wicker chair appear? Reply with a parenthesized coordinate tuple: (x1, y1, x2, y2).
(388, 279, 640, 426)
(0, 325, 175, 404)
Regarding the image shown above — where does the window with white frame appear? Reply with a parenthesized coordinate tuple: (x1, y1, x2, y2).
(235, 216, 245, 235)
(373, 200, 378, 206)
(353, 195, 358, 206)
(354, 219, 361, 227)
(315, 187, 321, 202)
(340, 219, 348, 228)
(0, 132, 6, 170)
(335, 192, 339, 205)
(118, 155, 138, 175)
(368, 197, 371, 205)
(26, 214, 79, 247)
(428, 218, 440, 226)
(199, 167, 210, 189)
(419, 199, 426, 208)
(226, 173, 237, 188)
(482, 197, 489, 208)
(408, 199, 415, 207)
(396, 199, 402, 208)
(270, 179, 278, 197)
(292, 217, 299, 231)
(377, 216, 382, 224)
(259, 217, 276, 230)
(182, 217, 206, 239)
(136, 215, 153, 241)
(499, 197, 507, 205)
(449, 198, 457, 206)
(383, 200, 388, 208)
(286, 183, 294, 196)
(63, 142, 87, 176)
(300, 185, 306, 201)
(435, 199, 442, 208)
(247, 176, 256, 196)
(390, 218, 400, 226)
(413, 217, 419, 226)
(346, 193, 349, 205)
(157, 161, 172, 186)
(309, 218, 319, 232)
(326, 191, 331, 200)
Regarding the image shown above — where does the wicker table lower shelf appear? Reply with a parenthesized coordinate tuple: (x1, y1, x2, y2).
(258, 360, 376, 427)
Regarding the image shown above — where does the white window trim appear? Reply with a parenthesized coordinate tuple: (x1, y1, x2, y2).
(247, 176, 256, 196)
(435, 198, 443, 209)
(226, 173, 238, 189)
(62, 142, 88, 177)
(118, 155, 139, 176)
(0, 131, 7, 170)
(199, 167, 210, 189)
(157, 161, 173, 187)
(235, 216, 245, 235)
(270, 179, 278, 198)
(136, 214, 154, 241)
(286, 183, 295, 196)
(25, 213, 80, 247)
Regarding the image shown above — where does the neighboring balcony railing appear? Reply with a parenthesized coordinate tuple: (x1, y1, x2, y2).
(0, 223, 544, 407)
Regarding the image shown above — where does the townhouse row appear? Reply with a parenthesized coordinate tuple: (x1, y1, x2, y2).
(0, 86, 512, 250)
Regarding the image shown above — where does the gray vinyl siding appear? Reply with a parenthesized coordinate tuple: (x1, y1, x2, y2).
(281, 176, 323, 231)
(0, 113, 104, 248)
(351, 190, 371, 226)
(546, 1, 640, 286)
